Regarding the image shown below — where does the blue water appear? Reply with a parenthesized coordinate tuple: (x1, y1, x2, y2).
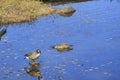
(0, 0, 120, 80)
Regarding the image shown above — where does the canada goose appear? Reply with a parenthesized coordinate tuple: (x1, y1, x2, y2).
(25, 49, 41, 61)
(52, 43, 73, 52)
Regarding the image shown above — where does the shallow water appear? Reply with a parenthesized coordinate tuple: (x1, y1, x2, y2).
(0, 0, 120, 80)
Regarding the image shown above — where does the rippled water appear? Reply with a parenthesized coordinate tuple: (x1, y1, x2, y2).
(0, 0, 120, 80)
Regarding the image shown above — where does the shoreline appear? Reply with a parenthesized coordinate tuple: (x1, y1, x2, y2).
(0, 0, 90, 26)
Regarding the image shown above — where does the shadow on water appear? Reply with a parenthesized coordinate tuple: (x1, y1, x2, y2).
(0, 0, 120, 80)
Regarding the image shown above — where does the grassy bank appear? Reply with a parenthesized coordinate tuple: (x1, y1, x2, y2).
(0, 0, 55, 25)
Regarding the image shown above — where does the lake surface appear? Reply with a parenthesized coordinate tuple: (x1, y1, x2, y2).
(0, 0, 120, 80)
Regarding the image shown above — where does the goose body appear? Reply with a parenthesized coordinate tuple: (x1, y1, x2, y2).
(53, 43, 72, 49)
(53, 43, 73, 52)
(25, 49, 41, 61)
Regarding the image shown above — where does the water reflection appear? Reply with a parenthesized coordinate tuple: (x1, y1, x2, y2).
(24, 61, 43, 80)
(29, 61, 40, 68)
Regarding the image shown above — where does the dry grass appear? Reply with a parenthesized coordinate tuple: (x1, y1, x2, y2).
(0, 0, 56, 25)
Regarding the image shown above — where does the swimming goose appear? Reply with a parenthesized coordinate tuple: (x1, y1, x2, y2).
(52, 43, 73, 52)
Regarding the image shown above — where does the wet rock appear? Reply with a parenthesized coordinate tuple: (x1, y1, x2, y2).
(56, 6, 76, 17)
(57, 6, 76, 14)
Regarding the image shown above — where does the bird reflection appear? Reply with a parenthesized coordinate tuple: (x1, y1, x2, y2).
(24, 67, 41, 76)
(24, 61, 43, 80)
(29, 61, 40, 68)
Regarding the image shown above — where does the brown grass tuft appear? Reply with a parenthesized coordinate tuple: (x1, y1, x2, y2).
(0, 0, 56, 25)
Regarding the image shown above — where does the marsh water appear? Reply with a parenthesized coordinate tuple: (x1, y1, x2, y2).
(0, 0, 120, 80)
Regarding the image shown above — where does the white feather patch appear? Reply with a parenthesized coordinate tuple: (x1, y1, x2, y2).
(26, 57, 29, 60)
